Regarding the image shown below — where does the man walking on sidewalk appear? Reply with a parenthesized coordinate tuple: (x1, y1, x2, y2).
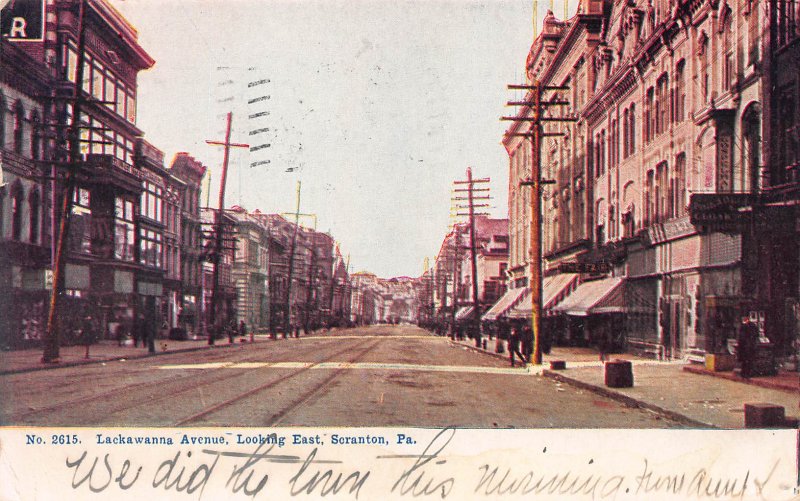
(509, 326, 526, 367)
(738, 316, 758, 378)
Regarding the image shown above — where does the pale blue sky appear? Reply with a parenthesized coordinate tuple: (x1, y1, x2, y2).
(115, 0, 577, 278)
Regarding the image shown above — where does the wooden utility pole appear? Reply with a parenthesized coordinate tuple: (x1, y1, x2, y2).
(453, 168, 491, 346)
(205, 112, 249, 345)
(284, 182, 302, 335)
(503, 80, 572, 364)
(42, 0, 88, 363)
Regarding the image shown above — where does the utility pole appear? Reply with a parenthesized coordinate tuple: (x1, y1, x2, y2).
(503, 79, 573, 364)
(42, 0, 88, 363)
(205, 112, 249, 345)
(282, 182, 309, 336)
(453, 168, 491, 347)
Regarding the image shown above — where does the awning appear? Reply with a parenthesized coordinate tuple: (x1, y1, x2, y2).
(506, 274, 579, 319)
(455, 306, 475, 321)
(481, 287, 528, 321)
(551, 277, 626, 316)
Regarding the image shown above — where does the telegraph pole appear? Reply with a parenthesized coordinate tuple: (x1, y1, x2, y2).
(205, 112, 249, 345)
(453, 168, 491, 347)
(283, 182, 306, 336)
(42, 0, 88, 363)
(503, 79, 572, 364)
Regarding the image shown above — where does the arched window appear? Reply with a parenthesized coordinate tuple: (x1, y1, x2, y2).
(742, 104, 762, 191)
(673, 154, 687, 217)
(11, 182, 24, 241)
(29, 189, 40, 243)
(13, 101, 24, 154)
(674, 60, 686, 122)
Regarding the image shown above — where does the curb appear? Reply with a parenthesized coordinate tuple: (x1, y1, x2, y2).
(542, 369, 718, 429)
(448, 339, 509, 362)
(0, 342, 240, 376)
(683, 365, 799, 394)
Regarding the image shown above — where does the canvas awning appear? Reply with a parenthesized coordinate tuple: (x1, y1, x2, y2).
(480, 287, 528, 321)
(455, 306, 475, 321)
(551, 277, 626, 316)
(506, 273, 579, 319)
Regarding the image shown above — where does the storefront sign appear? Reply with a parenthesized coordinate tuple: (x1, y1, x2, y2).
(689, 193, 754, 232)
(1, 0, 44, 41)
(558, 262, 611, 274)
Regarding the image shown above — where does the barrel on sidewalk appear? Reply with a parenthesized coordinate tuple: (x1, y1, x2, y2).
(605, 359, 633, 388)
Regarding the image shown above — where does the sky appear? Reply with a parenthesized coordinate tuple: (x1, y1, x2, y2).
(113, 0, 578, 279)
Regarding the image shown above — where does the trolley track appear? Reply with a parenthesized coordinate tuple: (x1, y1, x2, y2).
(174, 338, 383, 426)
(4, 338, 347, 424)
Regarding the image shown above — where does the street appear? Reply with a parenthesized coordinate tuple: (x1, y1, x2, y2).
(1, 324, 682, 428)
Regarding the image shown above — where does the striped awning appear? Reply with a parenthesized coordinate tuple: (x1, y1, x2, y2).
(481, 287, 528, 321)
(506, 273, 579, 319)
(551, 277, 625, 316)
(455, 306, 475, 321)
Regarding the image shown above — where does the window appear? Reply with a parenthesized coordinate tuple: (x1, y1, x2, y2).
(13, 101, 24, 154)
(30, 111, 41, 160)
(656, 162, 669, 223)
(139, 228, 163, 268)
(722, 21, 734, 92)
(141, 181, 164, 222)
(0, 92, 5, 148)
(11, 183, 24, 241)
(657, 74, 669, 132)
(70, 187, 91, 254)
(623, 109, 630, 158)
(674, 61, 686, 122)
(673, 154, 687, 217)
(645, 88, 654, 142)
(629, 104, 636, 152)
(29, 189, 40, 243)
(742, 106, 761, 191)
(115, 197, 135, 261)
(645, 170, 654, 226)
(126, 92, 136, 124)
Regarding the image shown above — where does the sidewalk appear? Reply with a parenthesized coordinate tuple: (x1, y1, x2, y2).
(0, 336, 258, 376)
(451, 336, 799, 429)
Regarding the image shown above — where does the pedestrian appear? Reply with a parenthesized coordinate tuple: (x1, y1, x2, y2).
(81, 315, 96, 359)
(737, 316, 758, 378)
(509, 326, 526, 367)
(597, 325, 608, 362)
(116, 322, 127, 347)
(239, 320, 251, 343)
(227, 319, 235, 344)
(132, 314, 144, 348)
(294, 323, 300, 338)
(522, 326, 533, 363)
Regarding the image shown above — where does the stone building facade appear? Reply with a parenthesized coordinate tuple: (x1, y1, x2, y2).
(502, 0, 797, 363)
